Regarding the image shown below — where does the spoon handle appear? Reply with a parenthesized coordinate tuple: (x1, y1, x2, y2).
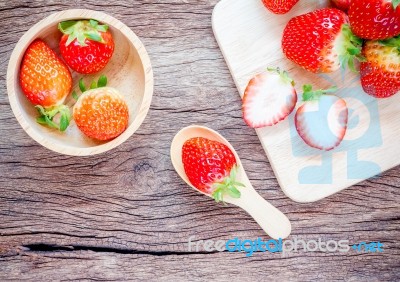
(234, 186, 291, 239)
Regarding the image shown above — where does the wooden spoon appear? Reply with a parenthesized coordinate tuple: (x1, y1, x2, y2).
(171, 125, 291, 239)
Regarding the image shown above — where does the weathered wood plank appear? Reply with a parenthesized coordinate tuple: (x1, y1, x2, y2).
(0, 0, 399, 281)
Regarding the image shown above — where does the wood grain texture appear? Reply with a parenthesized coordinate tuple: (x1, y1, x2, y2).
(213, 0, 400, 203)
(0, 0, 399, 281)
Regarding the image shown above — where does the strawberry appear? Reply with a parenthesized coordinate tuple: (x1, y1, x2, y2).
(348, 0, 400, 40)
(331, 0, 351, 11)
(182, 137, 244, 203)
(261, 0, 299, 14)
(58, 19, 114, 74)
(242, 68, 297, 128)
(73, 77, 129, 141)
(360, 36, 400, 98)
(19, 39, 72, 131)
(282, 8, 363, 73)
(295, 85, 348, 151)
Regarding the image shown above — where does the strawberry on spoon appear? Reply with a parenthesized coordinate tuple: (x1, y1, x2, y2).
(182, 137, 244, 203)
(59, 19, 115, 74)
(261, 0, 299, 14)
(348, 0, 400, 40)
(282, 8, 364, 73)
(242, 68, 297, 128)
(360, 36, 400, 98)
(171, 125, 291, 239)
(19, 39, 72, 131)
(295, 85, 348, 151)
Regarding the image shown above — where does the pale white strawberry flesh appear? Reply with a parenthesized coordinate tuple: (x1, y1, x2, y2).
(242, 72, 297, 128)
(295, 95, 348, 151)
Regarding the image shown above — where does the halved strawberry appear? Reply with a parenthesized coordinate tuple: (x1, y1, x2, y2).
(348, 0, 400, 40)
(182, 137, 244, 203)
(295, 85, 348, 151)
(73, 77, 129, 141)
(360, 36, 400, 98)
(282, 8, 363, 73)
(242, 68, 297, 128)
(19, 39, 72, 131)
(261, 0, 299, 14)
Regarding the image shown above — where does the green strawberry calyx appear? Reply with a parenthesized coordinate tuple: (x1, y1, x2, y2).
(267, 67, 295, 86)
(211, 165, 245, 204)
(72, 75, 108, 100)
(339, 24, 365, 72)
(302, 84, 338, 102)
(379, 35, 400, 53)
(393, 0, 400, 9)
(58, 19, 108, 46)
(36, 104, 71, 132)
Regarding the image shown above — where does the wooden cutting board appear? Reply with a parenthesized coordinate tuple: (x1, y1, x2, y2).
(212, 0, 400, 202)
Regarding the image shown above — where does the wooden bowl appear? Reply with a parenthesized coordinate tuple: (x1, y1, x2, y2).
(7, 9, 153, 156)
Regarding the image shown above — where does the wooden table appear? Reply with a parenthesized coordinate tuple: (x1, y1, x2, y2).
(1, 1, 399, 281)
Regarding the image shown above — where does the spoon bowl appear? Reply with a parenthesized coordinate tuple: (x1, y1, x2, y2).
(171, 125, 291, 239)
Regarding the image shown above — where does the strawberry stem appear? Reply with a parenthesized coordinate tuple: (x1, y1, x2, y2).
(74, 75, 108, 100)
(58, 20, 109, 46)
(393, 0, 400, 9)
(302, 84, 338, 101)
(36, 105, 71, 132)
(267, 67, 295, 86)
(211, 165, 245, 203)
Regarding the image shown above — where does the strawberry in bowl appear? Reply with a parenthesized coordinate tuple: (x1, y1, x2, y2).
(182, 137, 245, 203)
(282, 8, 363, 73)
(73, 76, 129, 141)
(59, 19, 115, 74)
(19, 39, 72, 131)
(295, 85, 348, 151)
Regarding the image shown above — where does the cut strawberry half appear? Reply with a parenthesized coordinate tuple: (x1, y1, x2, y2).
(242, 68, 297, 128)
(295, 85, 348, 151)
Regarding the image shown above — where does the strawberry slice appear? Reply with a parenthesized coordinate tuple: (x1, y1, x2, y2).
(295, 85, 348, 151)
(242, 68, 297, 128)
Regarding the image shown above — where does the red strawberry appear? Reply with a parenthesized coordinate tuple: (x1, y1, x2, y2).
(360, 36, 400, 98)
(242, 68, 297, 128)
(59, 19, 114, 74)
(295, 85, 348, 151)
(73, 78, 129, 141)
(331, 0, 351, 11)
(261, 0, 299, 14)
(348, 0, 400, 40)
(282, 8, 363, 73)
(19, 39, 72, 131)
(182, 137, 244, 202)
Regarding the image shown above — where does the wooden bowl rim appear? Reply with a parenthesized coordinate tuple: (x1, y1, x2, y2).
(6, 9, 154, 156)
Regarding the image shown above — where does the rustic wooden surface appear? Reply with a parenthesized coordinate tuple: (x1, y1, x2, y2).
(0, 0, 399, 281)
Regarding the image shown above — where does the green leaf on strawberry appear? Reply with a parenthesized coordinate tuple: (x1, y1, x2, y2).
(211, 165, 245, 203)
(35, 105, 71, 132)
(58, 19, 109, 46)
